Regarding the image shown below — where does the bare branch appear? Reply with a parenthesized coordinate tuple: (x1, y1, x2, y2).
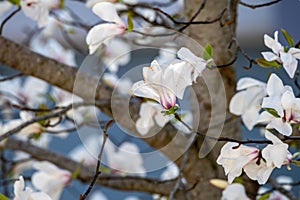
(80, 120, 113, 200)
(4, 138, 176, 195)
(0, 7, 21, 35)
(240, 0, 283, 9)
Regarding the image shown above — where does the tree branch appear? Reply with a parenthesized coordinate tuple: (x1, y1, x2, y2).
(4, 138, 176, 195)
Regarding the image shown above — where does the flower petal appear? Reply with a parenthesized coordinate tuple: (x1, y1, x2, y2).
(281, 52, 298, 78)
(236, 77, 266, 90)
(86, 23, 125, 54)
(229, 91, 245, 116)
(266, 73, 285, 96)
(131, 81, 160, 103)
(92, 2, 125, 25)
(261, 52, 278, 61)
(267, 118, 292, 136)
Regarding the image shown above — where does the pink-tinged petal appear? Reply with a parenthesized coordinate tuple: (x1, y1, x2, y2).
(267, 118, 292, 136)
(289, 47, 300, 59)
(261, 52, 278, 61)
(159, 87, 176, 109)
(229, 91, 245, 116)
(131, 81, 160, 102)
(236, 77, 266, 90)
(264, 31, 283, 54)
(281, 91, 295, 114)
(261, 96, 283, 117)
(86, 23, 125, 54)
(266, 73, 285, 96)
(92, 2, 125, 25)
(281, 52, 298, 78)
(217, 143, 259, 183)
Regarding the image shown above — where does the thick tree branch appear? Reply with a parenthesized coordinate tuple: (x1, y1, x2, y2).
(0, 36, 111, 102)
(4, 138, 176, 195)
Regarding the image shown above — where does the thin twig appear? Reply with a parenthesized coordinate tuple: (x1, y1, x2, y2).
(174, 112, 300, 145)
(80, 120, 113, 200)
(0, 101, 107, 142)
(240, 0, 283, 9)
(0, 6, 21, 35)
(0, 73, 22, 82)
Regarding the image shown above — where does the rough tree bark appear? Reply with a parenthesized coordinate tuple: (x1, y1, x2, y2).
(180, 0, 259, 199)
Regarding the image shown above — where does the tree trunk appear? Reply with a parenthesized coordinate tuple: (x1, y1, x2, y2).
(169, 0, 258, 199)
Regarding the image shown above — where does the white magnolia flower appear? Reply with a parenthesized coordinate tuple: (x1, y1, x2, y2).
(14, 176, 52, 200)
(257, 73, 300, 136)
(244, 131, 291, 184)
(177, 47, 207, 82)
(30, 37, 76, 66)
(32, 161, 71, 200)
(262, 31, 300, 78)
(217, 142, 259, 183)
(132, 60, 192, 110)
(101, 38, 131, 72)
(20, 0, 60, 28)
(105, 140, 145, 176)
(229, 77, 267, 130)
(103, 73, 132, 95)
(221, 183, 250, 200)
(86, 2, 126, 54)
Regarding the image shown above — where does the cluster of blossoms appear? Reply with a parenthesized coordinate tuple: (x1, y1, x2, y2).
(219, 30, 300, 191)
(131, 47, 208, 134)
(217, 130, 291, 185)
(13, 161, 71, 200)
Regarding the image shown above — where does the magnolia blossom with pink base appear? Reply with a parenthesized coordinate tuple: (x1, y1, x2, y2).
(86, 2, 127, 54)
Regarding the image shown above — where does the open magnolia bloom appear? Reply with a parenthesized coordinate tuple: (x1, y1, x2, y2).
(262, 31, 300, 78)
(221, 183, 250, 200)
(257, 73, 300, 136)
(132, 60, 193, 110)
(20, 0, 60, 28)
(32, 161, 71, 200)
(229, 77, 267, 130)
(217, 131, 291, 185)
(217, 142, 259, 183)
(14, 176, 52, 200)
(86, 2, 126, 54)
(244, 131, 291, 184)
